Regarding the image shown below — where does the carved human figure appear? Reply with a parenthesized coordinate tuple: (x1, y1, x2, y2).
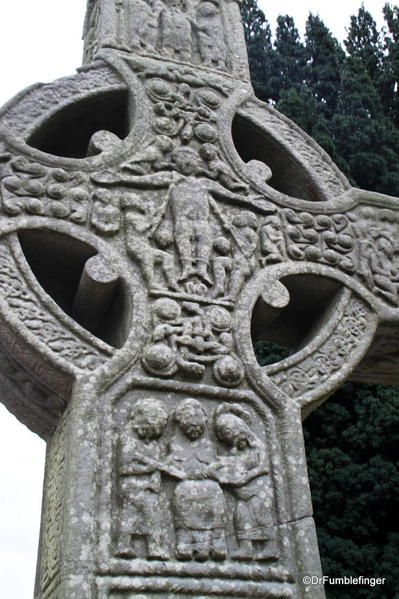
(351, 207, 375, 285)
(91, 188, 122, 235)
(369, 235, 398, 305)
(167, 398, 228, 560)
(122, 195, 178, 290)
(125, 0, 163, 51)
(168, 147, 253, 283)
(223, 212, 258, 300)
(158, 0, 193, 62)
(198, 143, 248, 192)
(211, 403, 277, 561)
(210, 236, 233, 298)
(116, 398, 170, 559)
(193, 0, 227, 70)
(122, 135, 175, 174)
(92, 147, 257, 283)
(260, 215, 285, 265)
(83, 0, 100, 60)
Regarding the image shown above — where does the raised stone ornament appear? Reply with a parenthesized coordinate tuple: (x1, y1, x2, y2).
(0, 1, 398, 598)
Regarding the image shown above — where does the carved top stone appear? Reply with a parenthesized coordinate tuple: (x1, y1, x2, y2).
(82, 0, 250, 80)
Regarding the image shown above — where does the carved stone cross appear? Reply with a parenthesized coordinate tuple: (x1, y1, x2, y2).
(0, 1, 398, 598)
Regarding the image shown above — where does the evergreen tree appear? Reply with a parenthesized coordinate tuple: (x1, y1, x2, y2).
(344, 6, 383, 82)
(276, 85, 320, 133)
(271, 15, 307, 100)
(276, 15, 345, 162)
(332, 55, 399, 193)
(304, 383, 399, 598)
(240, 0, 274, 102)
(381, 4, 399, 126)
(304, 14, 345, 119)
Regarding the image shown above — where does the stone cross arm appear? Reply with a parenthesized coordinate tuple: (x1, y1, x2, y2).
(0, 1, 398, 598)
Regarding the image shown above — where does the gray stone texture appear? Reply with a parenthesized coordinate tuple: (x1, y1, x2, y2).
(0, 1, 398, 598)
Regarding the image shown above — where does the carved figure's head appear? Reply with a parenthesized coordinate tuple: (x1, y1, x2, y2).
(168, 0, 185, 10)
(199, 142, 217, 162)
(131, 398, 168, 440)
(196, 1, 219, 18)
(215, 413, 251, 449)
(175, 398, 207, 440)
(264, 215, 280, 230)
(232, 211, 258, 230)
(214, 403, 253, 450)
(171, 147, 199, 176)
(154, 228, 174, 248)
(213, 236, 231, 255)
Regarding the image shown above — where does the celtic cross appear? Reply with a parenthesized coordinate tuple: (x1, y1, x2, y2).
(0, 1, 398, 598)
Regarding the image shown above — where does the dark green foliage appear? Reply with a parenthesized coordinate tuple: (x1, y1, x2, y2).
(304, 15, 345, 119)
(331, 56, 399, 193)
(240, 0, 273, 102)
(246, 3, 399, 593)
(344, 6, 383, 81)
(304, 384, 399, 598)
(241, 1, 399, 196)
(272, 15, 307, 99)
(381, 4, 399, 126)
(253, 339, 289, 365)
(276, 85, 320, 132)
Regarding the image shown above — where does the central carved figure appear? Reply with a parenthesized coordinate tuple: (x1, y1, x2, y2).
(169, 398, 227, 561)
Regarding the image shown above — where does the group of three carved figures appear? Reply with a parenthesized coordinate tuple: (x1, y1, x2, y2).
(116, 397, 276, 562)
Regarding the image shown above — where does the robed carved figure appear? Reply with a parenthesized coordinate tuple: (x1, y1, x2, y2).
(0, 1, 398, 598)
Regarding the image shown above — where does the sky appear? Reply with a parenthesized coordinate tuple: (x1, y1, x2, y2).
(0, 0, 395, 597)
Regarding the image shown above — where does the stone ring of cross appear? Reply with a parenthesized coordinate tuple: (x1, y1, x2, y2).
(0, 2, 397, 598)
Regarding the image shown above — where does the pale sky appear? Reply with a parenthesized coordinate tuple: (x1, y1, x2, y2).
(0, 1, 395, 597)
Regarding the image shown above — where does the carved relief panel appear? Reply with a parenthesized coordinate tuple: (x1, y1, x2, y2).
(94, 385, 301, 598)
(83, 0, 249, 80)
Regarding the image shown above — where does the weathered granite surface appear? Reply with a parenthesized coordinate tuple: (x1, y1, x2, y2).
(0, 1, 398, 598)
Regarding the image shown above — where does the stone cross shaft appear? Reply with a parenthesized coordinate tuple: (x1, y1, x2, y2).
(0, 1, 398, 598)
